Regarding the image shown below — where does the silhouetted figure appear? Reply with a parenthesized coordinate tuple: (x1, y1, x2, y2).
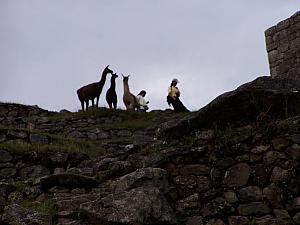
(167, 78, 189, 112)
(77, 65, 113, 111)
(106, 73, 118, 109)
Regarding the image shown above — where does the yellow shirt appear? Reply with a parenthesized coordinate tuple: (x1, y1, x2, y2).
(168, 86, 180, 98)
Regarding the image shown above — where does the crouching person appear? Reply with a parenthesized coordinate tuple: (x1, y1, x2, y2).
(136, 90, 149, 112)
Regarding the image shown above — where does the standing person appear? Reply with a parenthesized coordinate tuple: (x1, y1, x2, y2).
(136, 90, 149, 112)
(167, 78, 189, 112)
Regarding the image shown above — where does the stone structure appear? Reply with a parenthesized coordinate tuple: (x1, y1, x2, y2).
(265, 11, 300, 78)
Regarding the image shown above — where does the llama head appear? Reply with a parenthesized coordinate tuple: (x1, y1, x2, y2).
(112, 73, 118, 79)
(103, 65, 113, 75)
(122, 74, 130, 81)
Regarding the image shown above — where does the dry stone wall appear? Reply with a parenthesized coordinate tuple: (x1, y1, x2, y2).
(265, 11, 300, 79)
(1, 103, 300, 224)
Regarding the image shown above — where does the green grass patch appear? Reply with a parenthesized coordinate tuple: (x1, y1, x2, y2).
(21, 199, 58, 221)
(0, 136, 106, 159)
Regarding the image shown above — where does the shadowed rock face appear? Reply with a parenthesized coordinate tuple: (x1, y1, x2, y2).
(40, 173, 99, 191)
(161, 76, 300, 138)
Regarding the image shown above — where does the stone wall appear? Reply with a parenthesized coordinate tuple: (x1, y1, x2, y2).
(1, 103, 300, 224)
(265, 11, 300, 78)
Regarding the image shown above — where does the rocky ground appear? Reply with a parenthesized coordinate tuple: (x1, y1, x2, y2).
(0, 76, 300, 225)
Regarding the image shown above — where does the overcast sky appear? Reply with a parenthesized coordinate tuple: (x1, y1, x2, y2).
(0, 1, 299, 112)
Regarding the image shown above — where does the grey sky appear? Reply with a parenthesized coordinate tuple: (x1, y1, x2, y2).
(0, 1, 299, 112)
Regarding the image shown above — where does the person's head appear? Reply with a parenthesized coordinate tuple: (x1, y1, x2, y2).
(171, 78, 179, 86)
(138, 90, 146, 97)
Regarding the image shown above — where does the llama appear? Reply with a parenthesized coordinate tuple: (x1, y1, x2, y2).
(77, 65, 113, 111)
(122, 75, 139, 111)
(106, 73, 118, 109)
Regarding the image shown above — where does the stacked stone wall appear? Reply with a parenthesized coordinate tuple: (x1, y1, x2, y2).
(265, 11, 300, 78)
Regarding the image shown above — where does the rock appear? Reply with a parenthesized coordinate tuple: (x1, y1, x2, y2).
(29, 133, 49, 144)
(197, 176, 211, 192)
(104, 160, 133, 178)
(200, 197, 228, 217)
(293, 212, 300, 224)
(223, 191, 238, 203)
(86, 132, 97, 140)
(251, 145, 270, 154)
(223, 163, 250, 188)
(270, 166, 291, 183)
(2, 204, 52, 225)
(237, 186, 262, 202)
(293, 197, 300, 210)
(0, 150, 12, 162)
(285, 144, 300, 160)
(19, 165, 50, 180)
(113, 167, 169, 194)
(215, 157, 235, 169)
(67, 167, 94, 177)
(0, 182, 16, 199)
(237, 202, 271, 216)
(174, 175, 197, 189)
(40, 173, 99, 191)
(263, 151, 287, 166)
(195, 130, 214, 140)
(48, 151, 69, 167)
(273, 209, 293, 225)
(160, 76, 300, 138)
(55, 193, 98, 212)
(271, 138, 290, 150)
(117, 129, 132, 137)
(0, 167, 17, 178)
(0, 133, 6, 142)
(255, 215, 276, 225)
(8, 191, 23, 203)
(7, 130, 27, 139)
(228, 216, 250, 225)
(80, 187, 176, 225)
(67, 131, 85, 139)
(179, 164, 210, 176)
(186, 216, 203, 225)
(252, 164, 269, 187)
(67, 152, 89, 167)
(263, 184, 285, 208)
(176, 193, 200, 212)
(206, 218, 225, 225)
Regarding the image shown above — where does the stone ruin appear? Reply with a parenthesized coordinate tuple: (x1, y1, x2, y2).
(265, 11, 300, 79)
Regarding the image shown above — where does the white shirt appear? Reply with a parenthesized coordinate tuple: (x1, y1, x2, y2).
(136, 95, 148, 109)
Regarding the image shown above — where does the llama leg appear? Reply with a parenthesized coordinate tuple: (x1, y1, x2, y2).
(86, 101, 89, 110)
(113, 102, 117, 109)
(92, 99, 95, 108)
(108, 102, 112, 109)
(81, 101, 84, 111)
(96, 96, 99, 108)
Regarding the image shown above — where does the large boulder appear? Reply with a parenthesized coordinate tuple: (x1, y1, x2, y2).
(80, 187, 176, 225)
(161, 76, 300, 138)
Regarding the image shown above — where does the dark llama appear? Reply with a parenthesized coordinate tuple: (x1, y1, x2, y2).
(106, 73, 118, 109)
(77, 65, 113, 111)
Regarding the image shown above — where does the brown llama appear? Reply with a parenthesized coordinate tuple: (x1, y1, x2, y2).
(122, 75, 139, 111)
(106, 73, 118, 109)
(77, 65, 113, 111)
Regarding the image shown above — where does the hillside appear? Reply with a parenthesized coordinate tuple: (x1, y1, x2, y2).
(0, 88, 300, 225)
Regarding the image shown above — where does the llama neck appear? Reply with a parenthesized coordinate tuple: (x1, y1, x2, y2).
(99, 72, 108, 86)
(123, 80, 130, 94)
(110, 77, 116, 89)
